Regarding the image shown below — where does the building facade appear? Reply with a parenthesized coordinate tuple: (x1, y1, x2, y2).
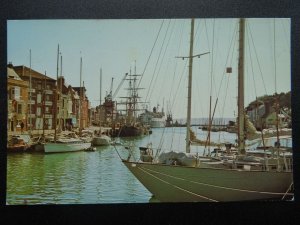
(7, 66, 29, 133)
(8, 64, 91, 134)
(13, 65, 57, 132)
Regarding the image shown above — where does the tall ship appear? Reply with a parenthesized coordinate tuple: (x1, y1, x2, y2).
(111, 67, 149, 137)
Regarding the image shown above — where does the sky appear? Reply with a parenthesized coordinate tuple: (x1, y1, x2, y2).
(7, 18, 291, 119)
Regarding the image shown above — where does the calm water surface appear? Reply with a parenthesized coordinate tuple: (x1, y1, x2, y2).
(7, 127, 237, 205)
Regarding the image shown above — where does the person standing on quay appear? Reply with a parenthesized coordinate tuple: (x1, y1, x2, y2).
(20, 121, 24, 134)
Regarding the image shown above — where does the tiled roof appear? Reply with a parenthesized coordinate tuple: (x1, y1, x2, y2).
(13, 65, 56, 81)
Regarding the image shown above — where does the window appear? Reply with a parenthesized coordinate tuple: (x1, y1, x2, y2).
(17, 104, 22, 114)
(37, 83, 42, 90)
(37, 107, 41, 116)
(11, 87, 20, 100)
(37, 93, 42, 103)
(45, 106, 50, 113)
(46, 84, 51, 90)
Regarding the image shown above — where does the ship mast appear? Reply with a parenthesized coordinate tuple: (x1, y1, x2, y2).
(175, 18, 209, 153)
(29, 49, 32, 135)
(186, 18, 195, 153)
(79, 56, 82, 132)
(237, 18, 246, 154)
(99, 68, 102, 129)
(54, 44, 59, 142)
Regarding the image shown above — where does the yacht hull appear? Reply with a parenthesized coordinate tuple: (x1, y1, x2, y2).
(122, 160, 293, 202)
(44, 141, 91, 153)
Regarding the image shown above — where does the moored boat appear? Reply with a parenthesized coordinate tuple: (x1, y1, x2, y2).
(7, 135, 30, 153)
(120, 18, 293, 202)
(44, 138, 91, 153)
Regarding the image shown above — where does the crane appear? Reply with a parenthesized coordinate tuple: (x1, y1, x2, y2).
(109, 77, 114, 96)
(112, 73, 128, 100)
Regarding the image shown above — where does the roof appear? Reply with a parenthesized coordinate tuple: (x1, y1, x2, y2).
(13, 65, 56, 81)
(7, 67, 22, 80)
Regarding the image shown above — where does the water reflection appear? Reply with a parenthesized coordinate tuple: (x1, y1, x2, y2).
(7, 127, 237, 204)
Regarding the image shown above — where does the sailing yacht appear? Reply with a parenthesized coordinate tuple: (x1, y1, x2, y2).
(121, 19, 293, 202)
(44, 49, 91, 153)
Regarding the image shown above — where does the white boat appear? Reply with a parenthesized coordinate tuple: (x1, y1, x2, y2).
(121, 18, 293, 202)
(139, 105, 166, 128)
(151, 117, 166, 128)
(44, 138, 91, 153)
(44, 47, 91, 154)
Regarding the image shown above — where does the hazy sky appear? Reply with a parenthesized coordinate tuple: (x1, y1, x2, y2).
(7, 18, 290, 119)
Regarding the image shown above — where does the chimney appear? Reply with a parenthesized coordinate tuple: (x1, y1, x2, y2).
(7, 62, 13, 68)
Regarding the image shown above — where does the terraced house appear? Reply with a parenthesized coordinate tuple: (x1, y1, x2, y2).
(7, 65, 29, 134)
(8, 63, 91, 135)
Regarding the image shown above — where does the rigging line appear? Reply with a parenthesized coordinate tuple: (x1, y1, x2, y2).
(224, 22, 239, 116)
(144, 21, 175, 155)
(216, 20, 238, 98)
(228, 24, 239, 125)
(217, 21, 239, 143)
(281, 182, 293, 200)
(168, 20, 185, 106)
(274, 18, 277, 94)
(204, 19, 211, 53)
(246, 24, 258, 99)
(209, 19, 215, 97)
(207, 19, 216, 153)
(280, 19, 290, 51)
(205, 20, 238, 139)
(145, 19, 172, 103)
(137, 19, 165, 89)
(152, 19, 177, 102)
(247, 22, 268, 95)
(170, 60, 188, 111)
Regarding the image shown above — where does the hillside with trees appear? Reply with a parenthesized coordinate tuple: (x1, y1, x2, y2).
(247, 91, 291, 110)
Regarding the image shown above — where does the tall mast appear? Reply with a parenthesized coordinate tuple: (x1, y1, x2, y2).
(60, 54, 63, 131)
(54, 44, 59, 142)
(79, 56, 82, 131)
(175, 18, 209, 153)
(43, 71, 46, 137)
(273, 19, 280, 147)
(185, 18, 195, 153)
(29, 49, 32, 135)
(237, 18, 246, 153)
(99, 68, 102, 128)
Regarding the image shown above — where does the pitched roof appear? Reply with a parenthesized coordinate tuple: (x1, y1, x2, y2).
(7, 67, 22, 80)
(13, 65, 56, 81)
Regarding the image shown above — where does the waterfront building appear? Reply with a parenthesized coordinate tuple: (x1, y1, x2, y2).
(102, 93, 117, 126)
(10, 64, 91, 133)
(11, 64, 57, 133)
(7, 66, 29, 134)
(73, 86, 90, 129)
(57, 76, 79, 130)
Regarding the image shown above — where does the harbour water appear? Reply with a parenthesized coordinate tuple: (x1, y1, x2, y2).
(6, 126, 238, 205)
